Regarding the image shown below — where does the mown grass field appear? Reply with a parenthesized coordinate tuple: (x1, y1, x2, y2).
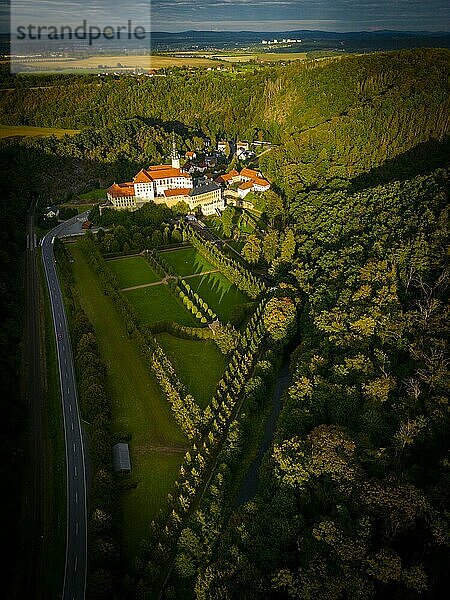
(68, 243, 187, 559)
(157, 333, 228, 408)
(160, 247, 216, 277)
(124, 284, 198, 326)
(74, 188, 107, 202)
(108, 256, 161, 288)
(187, 272, 250, 322)
(0, 124, 80, 138)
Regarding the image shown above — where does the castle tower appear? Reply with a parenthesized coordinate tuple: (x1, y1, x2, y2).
(171, 133, 180, 169)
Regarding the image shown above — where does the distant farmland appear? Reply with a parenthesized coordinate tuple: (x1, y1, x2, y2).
(5, 51, 310, 73)
(0, 125, 80, 138)
(6, 54, 225, 72)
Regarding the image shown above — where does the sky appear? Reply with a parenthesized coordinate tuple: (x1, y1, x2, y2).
(4, 0, 450, 33)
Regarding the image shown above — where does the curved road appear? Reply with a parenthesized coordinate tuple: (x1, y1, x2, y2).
(42, 215, 88, 600)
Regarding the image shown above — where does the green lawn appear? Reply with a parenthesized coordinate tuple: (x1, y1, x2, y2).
(68, 243, 187, 560)
(76, 188, 107, 202)
(160, 247, 216, 277)
(124, 284, 198, 326)
(187, 272, 250, 322)
(108, 256, 161, 288)
(157, 333, 228, 408)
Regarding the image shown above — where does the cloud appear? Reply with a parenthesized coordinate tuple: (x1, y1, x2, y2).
(6, 0, 450, 32)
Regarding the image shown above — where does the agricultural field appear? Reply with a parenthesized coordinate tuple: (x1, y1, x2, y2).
(8, 54, 225, 73)
(205, 52, 308, 63)
(68, 243, 187, 559)
(187, 271, 250, 322)
(160, 247, 216, 277)
(0, 124, 80, 138)
(157, 333, 228, 408)
(107, 255, 161, 289)
(124, 284, 198, 327)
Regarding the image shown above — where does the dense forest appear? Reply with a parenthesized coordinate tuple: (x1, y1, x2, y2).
(178, 168, 449, 599)
(1, 47, 449, 599)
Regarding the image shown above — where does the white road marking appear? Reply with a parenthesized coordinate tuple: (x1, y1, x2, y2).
(75, 492, 78, 504)
(75, 522, 79, 535)
(74, 466, 77, 477)
(74, 556, 78, 572)
(73, 443, 76, 453)
(69, 404, 72, 412)
(71, 421, 74, 431)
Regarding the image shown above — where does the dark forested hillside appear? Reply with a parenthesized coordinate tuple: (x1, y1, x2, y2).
(186, 168, 449, 599)
(2, 46, 449, 600)
(1, 49, 448, 198)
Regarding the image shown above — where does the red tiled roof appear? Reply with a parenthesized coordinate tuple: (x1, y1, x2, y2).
(238, 181, 254, 190)
(146, 165, 191, 180)
(107, 182, 135, 198)
(253, 177, 270, 188)
(133, 169, 153, 183)
(240, 167, 260, 179)
(163, 188, 190, 198)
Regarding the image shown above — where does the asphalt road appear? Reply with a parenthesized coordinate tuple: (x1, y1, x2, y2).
(42, 214, 89, 600)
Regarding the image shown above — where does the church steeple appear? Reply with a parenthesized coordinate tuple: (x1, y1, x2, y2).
(171, 132, 180, 169)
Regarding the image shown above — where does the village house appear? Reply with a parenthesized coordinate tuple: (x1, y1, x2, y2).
(217, 140, 228, 153)
(215, 166, 271, 199)
(44, 205, 60, 219)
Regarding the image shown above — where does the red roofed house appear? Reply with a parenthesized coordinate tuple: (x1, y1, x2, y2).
(216, 166, 271, 200)
(215, 169, 240, 186)
(240, 167, 261, 181)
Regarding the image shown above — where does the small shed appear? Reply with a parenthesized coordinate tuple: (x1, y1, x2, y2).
(113, 443, 131, 473)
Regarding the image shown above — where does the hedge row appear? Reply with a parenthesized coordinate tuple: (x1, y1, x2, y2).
(170, 277, 217, 324)
(79, 235, 204, 427)
(146, 320, 215, 340)
(151, 342, 203, 440)
(186, 226, 266, 299)
(135, 299, 268, 591)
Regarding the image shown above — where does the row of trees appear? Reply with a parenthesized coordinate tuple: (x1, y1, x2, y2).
(170, 348, 280, 596)
(150, 342, 203, 440)
(187, 226, 267, 299)
(144, 249, 218, 323)
(172, 277, 217, 324)
(134, 299, 269, 593)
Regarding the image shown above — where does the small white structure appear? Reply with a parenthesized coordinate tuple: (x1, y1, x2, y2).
(44, 205, 60, 219)
(217, 141, 228, 153)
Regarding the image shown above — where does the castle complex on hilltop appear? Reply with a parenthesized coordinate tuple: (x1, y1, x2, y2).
(106, 139, 224, 215)
(106, 139, 271, 215)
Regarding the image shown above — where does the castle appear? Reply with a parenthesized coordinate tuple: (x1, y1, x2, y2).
(106, 139, 224, 216)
